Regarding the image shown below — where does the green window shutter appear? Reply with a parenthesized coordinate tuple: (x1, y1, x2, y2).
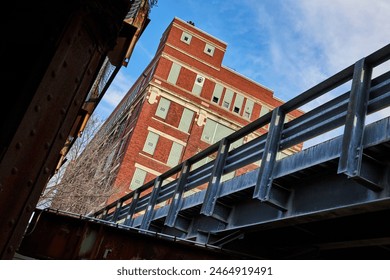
(191, 156, 211, 171)
(130, 168, 147, 190)
(212, 83, 223, 104)
(233, 94, 244, 114)
(167, 62, 181, 84)
(260, 104, 270, 117)
(244, 99, 254, 119)
(143, 131, 159, 155)
(167, 142, 184, 167)
(155, 97, 171, 119)
(230, 138, 244, 150)
(223, 89, 234, 109)
(178, 108, 194, 132)
(213, 123, 234, 144)
(201, 119, 217, 143)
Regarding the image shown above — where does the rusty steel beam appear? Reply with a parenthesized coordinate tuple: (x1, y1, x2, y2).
(17, 209, 247, 260)
(0, 0, 131, 259)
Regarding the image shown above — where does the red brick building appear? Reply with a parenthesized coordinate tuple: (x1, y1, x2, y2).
(84, 17, 303, 205)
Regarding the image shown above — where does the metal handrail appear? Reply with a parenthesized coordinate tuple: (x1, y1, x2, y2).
(93, 43, 390, 230)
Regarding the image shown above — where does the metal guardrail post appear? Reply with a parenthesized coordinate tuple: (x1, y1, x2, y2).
(254, 107, 285, 205)
(123, 189, 141, 226)
(101, 208, 108, 220)
(112, 200, 123, 222)
(140, 176, 163, 230)
(165, 161, 190, 227)
(338, 58, 372, 177)
(201, 138, 230, 216)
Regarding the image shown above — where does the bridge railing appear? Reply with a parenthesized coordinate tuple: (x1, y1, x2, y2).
(93, 43, 390, 229)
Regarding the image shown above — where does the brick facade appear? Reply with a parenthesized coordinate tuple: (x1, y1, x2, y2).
(81, 17, 303, 205)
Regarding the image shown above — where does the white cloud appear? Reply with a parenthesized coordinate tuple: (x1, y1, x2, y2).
(232, 0, 390, 148)
(228, 0, 390, 103)
(295, 0, 390, 72)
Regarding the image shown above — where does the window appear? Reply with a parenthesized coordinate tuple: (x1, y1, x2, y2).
(192, 74, 205, 95)
(212, 83, 223, 104)
(130, 168, 147, 190)
(143, 131, 159, 155)
(178, 108, 194, 132)
(167, 142, 184, 167)
(260, 105, 271, 117)
(244, 99, 254, 119)
(223, 89, 234, 109)
(155, 97, 171, 119)
(201, 119, 234, 144)
(167, 62, 181, 84)
(233, 94, 244, 114)
(181, 32, 192, 44)
(204, 43, 215, 56)
(191, 156, 212, 171)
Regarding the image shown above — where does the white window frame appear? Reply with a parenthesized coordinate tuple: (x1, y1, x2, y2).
(204, 43, 215, 56)
(181, 32, 192, 44)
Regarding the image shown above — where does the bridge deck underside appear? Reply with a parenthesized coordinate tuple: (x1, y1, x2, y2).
(123, 117, 390, 259)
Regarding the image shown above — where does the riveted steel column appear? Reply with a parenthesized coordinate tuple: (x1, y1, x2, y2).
(201, 138, 230, 216)
(254, 107, 285, 201)
(123, 189, 141, 227)
(165, 161, 190, 227)
(140, 177, 162, 230)
(338, 58, 372, 177)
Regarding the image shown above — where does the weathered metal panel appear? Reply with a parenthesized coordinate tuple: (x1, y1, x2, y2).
(18, 209, 241, 260)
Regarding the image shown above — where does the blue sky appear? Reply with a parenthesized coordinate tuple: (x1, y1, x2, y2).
(94, 0, 390, 122)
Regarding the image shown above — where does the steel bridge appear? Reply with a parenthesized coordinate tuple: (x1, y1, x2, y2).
(19, 43, 390, 259)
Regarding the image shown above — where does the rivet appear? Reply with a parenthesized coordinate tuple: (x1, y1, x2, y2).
(27, 180, 34, 187)
(34, 105, 41, 112)
(15, 142, 22, 150)
(47, 94, 52, 101)
(11, 167, 18, 175)
(44, 167, 50, 174)
(8, 219, 15, 227)
(60, 108, 67, 115)
(44, 142, 50, 149)
(30, 129, 37, 136)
